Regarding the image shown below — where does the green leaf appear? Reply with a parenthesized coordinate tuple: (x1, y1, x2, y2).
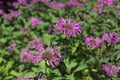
(42, 33, 54, 46)
(73, 64, 88, 73)
(23, 72, 37, 78)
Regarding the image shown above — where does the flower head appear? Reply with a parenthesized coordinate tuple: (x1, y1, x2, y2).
(0, 9, 3, 15)
(98, 0, 114, 6)
(29, 17, 42, 27)
(18, 0, 37, 7)
(28, 38, 44, 50)
(39, 0, 51, 3)
(55, 17, 82, 37)
(7, 43, 16, 52)
(65, 0, 84, 8)
(3, 10, 20, 19)
(85, 36, 102, 48)
(38, 47, 61, 67)
(102, 63, 119, 76)
(49, 2, 65, 9)
(102, 32, 120, 44)
(19, 48, 41, 63)
(13, 78, 34, 80)
(92, 4, 104, 13)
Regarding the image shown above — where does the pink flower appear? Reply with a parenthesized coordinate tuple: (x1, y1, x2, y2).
(92, 4, 104, 13)
(0, 9, 3, 15)
(102, 32, 120, 44)
(12, 2, 20, 6)
(7, 43, 16, 52)
(65, 0, 84, 8)
(13, 78, 34, 80)
(10, 10, 21, 17)
(39, 0, 51, 3)
(38, 47, 61, 67)
(49, 2, 65, 9)
(3, 10, 20, 19)
(55, 17, 82, 37)
(98, 0, 114, 6)
(18, 0, 37, 7)
(20, 28, 30, 34)
(102, 63, 119, 76)
(85, 36, 102, 48)
(29, 17, 42, 27)
(38, 78, 43, 80)
(28, 38, 44, 50)
(19, 48, 41, 63)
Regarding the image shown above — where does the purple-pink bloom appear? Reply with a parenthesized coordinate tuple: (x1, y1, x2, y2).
(38, 47, 61, 67)
(98, 0, 114, 6)
(102, 63, 119, 76)
(38, 78, 44, 80)
(20, 28, 30, 34)
(102, 32, 120, 44)
(28, 38, 44, 50)
(85, 36, 102, 48)
(55, 17, 82, 37)
(92, 4, 104, 13)
(3, 10, 20, 19)
(13, 78, 34, 80)
(19, 48, 41, 63)
(7, 43, 16, 52)
(10, 10, 21, 18)
(39, 0, 51, 3)
(29, 17, 42, 27)
(18, 0, 37, 7)
(49, 2, 65, 9)
(65, 0, 84, 8)
(0, 9, 3, 15)
(12, 2, 21, 6)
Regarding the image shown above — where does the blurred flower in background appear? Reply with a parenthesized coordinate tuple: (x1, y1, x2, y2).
(29, 17, 42, 27)
(102, 63, 119, 76)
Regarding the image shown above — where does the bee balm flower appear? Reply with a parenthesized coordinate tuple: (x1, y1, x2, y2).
(85, 36, 102, 48)
(55, 17, 82, 37)
(102, 63, 119, 76)
(102, 32, 120, 44)
(38, 47, 61, 67)
(29, 17, 42, 27)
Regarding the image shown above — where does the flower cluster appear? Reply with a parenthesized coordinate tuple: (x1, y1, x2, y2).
(16, 0, 37, 7)
(20, 38, 61, 67)
(98, 0, 114, 6)
(3, 10, 20, 19)
(65, 0, 84, 8)
(102, 63, 119, 76)
(49, 2, 65, 10)
(92, 4, 104, 13)
(19, 48, 41, 63)
(85, 32, 120, 48)
(102, 32, 120, 44)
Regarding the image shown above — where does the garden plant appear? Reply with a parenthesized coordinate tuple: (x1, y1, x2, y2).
(0, 0, 120, 80)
